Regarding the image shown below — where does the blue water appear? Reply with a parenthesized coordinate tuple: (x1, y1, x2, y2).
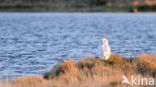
(0, 13, 156, 79)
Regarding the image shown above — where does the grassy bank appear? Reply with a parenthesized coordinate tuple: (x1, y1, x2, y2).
(0, 54, 156, 87)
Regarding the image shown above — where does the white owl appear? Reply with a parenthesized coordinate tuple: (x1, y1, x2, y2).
(98, 38, 111, 60)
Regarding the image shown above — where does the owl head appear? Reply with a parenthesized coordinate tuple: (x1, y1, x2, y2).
(102, 38, 108, 44)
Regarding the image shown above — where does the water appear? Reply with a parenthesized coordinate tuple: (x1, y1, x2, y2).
(0, 13, 156, 79)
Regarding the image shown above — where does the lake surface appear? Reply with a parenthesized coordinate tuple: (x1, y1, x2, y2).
(0, 13, 156, 79)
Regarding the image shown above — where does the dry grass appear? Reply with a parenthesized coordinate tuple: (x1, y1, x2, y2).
(1, 54, 156, 87)
(134, 54, 156, 76)
(0, 76, 50, 87)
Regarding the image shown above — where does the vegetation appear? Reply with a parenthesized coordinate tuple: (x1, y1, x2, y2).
(0, 0, 156, 12)
(0, 54, 156, 87)
(136, 5, 156, 12)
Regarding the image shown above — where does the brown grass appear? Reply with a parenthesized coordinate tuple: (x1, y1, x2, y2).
(1, 54, 156, 87)
(134, 54, 156, 76)
(0, 76, 50, 87)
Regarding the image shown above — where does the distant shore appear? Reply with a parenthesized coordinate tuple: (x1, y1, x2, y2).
(0, 7, 128, 12)
(0, 5, 156, 12)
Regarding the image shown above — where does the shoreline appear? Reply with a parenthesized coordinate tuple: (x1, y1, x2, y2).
(0, 6, 155, 12)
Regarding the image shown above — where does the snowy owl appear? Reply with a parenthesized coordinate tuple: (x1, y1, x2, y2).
(98, 38, 111, 60)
